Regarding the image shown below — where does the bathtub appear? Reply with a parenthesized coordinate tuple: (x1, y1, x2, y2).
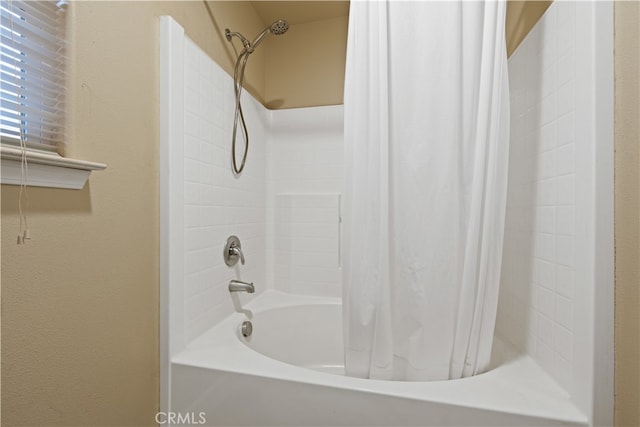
(171, 291, 587, 426)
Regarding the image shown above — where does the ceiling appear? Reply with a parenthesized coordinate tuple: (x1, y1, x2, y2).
(250, 1, 349, 26)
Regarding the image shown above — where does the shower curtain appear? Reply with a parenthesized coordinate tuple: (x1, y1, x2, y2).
(342, 0, 510, 381)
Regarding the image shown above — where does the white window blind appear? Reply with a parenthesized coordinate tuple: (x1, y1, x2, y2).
(0, 0, 66, 151)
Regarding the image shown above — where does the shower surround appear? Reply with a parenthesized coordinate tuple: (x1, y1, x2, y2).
(497, 2, 613, 422)
(160, 1, 613, 424)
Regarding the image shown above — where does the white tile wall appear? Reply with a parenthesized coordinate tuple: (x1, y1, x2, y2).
(274, 194, 341, 296)
(498, 1, 578, 393)
(182, 38, 266, 343)
(178, 41, 342, 340)
(266, 106, 344, 296)
(267, 106, 344, 194)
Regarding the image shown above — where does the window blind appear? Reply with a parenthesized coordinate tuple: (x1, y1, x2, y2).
(0, 0, 66, 150)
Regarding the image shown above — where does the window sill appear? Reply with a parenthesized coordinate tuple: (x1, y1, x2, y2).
(0, 146, 107, 190)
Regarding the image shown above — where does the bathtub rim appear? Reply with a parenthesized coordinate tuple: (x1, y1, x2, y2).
(172, 290, 587, 425)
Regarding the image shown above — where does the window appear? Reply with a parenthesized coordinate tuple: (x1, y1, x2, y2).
(0, 0, 105, 189)
(1, 0, 66, 151)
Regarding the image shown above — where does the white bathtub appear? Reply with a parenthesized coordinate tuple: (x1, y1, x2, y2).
(171, 291, 588, 426)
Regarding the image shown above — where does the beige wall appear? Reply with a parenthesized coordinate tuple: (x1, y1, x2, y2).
(0, 2, 265, 426)
(265, 15, 348, 109)
(614, 2, 640, 426)
(505, 1, 553, 57)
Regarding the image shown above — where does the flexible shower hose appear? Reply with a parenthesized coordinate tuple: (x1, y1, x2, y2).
(231, 50, 250, 175)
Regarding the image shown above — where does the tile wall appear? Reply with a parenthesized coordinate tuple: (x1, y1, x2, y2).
(266, 106, 344, 296)
(179, 42, 343, 341)
(274, 194, 341, 296)
(498, 1, 577, 392)
(182, 38, 267, 343)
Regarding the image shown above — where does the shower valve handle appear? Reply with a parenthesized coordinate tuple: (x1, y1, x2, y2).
(229, 244, 245, 265)
(224, 235, 245, 266)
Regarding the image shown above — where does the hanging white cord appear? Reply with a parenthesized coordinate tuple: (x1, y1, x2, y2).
(17, 143, 30, 244)
(7, 0, 31, 244)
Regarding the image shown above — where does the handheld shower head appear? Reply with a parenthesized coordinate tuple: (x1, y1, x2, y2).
(269, 19, 289, 35)
(251, 19, 289, 50)
(225, 18, 289, 175)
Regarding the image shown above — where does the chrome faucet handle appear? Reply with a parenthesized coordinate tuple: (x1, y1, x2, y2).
(224, 235, 245, 266)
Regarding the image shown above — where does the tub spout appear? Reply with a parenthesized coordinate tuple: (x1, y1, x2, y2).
(229, 279, 255, 293)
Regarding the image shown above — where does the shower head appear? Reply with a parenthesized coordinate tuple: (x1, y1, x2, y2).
(225, 18, 289, 175)
(269, 19, 289, 36)
(250, 19, 289, 51)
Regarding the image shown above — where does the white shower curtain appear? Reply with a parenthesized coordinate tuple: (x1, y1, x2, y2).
(342, 0, 510, 381)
